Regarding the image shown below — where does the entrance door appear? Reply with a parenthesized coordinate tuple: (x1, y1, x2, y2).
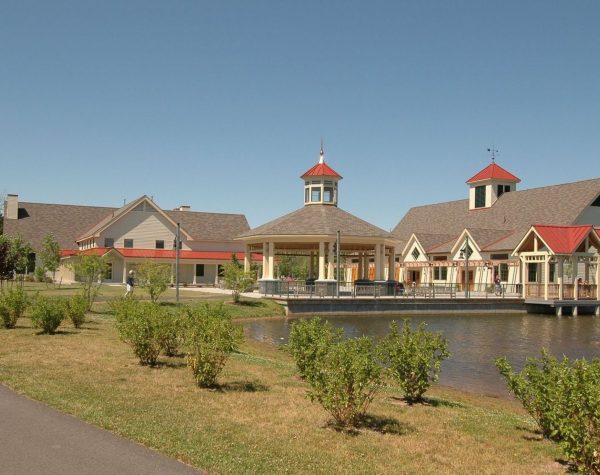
(409, 270, 421, 286)
(461, 270, 474, 290)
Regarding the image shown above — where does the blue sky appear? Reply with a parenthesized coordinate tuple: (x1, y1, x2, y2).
(1, 1, 599, 231)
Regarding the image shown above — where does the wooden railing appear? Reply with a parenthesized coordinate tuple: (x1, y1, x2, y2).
(525, 283, 597, 300)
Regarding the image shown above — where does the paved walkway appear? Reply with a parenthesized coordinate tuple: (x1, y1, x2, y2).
(0, 385, 204, 475)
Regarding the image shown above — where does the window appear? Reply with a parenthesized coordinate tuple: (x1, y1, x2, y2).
(474, 186, 486, 208)
(549, 263, 556, 283)
(323, 187, 334, 202)
(504, 185, 510, 193)
(311, 187, 321, 202)
(105, 262, 113, 280)
(196, 264, 205, 277)
(490, 253, 509, 260)
(411, 247, 421, 260)
(104, 238, 114, 248)
(218, 265, 225, 277)
(497, 184, 504, 198)
(155, 240, 164, 249)
(461, 244, 473, 259)
(433, 266, 448, 280)
(494, 263, 509, 281)
(528, 263, 538, 282)
(304, 188, 310, 203)
(433, 256, 447, 261)
(124, 239, 133, 248)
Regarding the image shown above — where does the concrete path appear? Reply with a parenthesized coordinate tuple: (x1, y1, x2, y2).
(0, 384, 204, 475)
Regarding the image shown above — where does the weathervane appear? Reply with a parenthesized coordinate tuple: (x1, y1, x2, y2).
(487, 146, 499, 162)
(319, 137, 325, 163)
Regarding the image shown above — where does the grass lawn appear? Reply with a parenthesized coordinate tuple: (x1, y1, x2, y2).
(0, 289, 565, 474)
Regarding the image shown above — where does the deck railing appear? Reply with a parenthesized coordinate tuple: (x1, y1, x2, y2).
(524, 283, 597, 300)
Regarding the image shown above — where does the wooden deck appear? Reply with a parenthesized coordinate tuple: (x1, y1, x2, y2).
(525, 298, 600, 316)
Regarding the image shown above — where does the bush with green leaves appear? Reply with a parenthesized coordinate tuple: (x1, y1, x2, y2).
(496, 352, 600, 474)
(156, 308, 183, 357)
(306, 336, 382, 428)
(113, 299, 167, 366)
(0, 286, 29, 328)
(222, 255, 255, 303)
(378, 320, 450, 403)
(287, 317, 343, 379)
(29, 296, 65, 334)
(182, 303, 243, 387)
(64, 294, 88, 328)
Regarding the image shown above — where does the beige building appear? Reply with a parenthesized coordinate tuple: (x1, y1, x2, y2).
(392, 162, 600, 292)
(3, 194, 252, 285)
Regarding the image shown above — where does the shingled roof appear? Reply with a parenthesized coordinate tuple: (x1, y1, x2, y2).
(3, 200, 250, 251)
(393, 178, 600, 253)
(237, 205, 391, 239)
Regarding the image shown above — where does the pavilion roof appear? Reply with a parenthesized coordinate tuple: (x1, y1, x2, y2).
(466, 162, 520, 184)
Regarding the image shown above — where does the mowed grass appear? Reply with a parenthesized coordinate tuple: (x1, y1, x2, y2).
(0, 304, 566, 475)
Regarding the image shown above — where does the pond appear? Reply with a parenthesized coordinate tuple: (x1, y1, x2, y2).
(244, 313, 600, 397)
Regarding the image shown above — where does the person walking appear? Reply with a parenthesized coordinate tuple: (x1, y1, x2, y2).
(125, 270, 135, 297)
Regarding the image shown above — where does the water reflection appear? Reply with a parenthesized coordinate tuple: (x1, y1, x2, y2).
(244, 314, 600, 397)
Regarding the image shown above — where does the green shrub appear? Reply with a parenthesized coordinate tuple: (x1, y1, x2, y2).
(496, 352, 600, 474)
(306, 336, 382, 428)
(156, 308, 183, 357)
(287, 317, 343, 379)
(183, 303, 243, 388)
(495, 351, 566, 440)
(64, 295, 88, 328)
(113, 299, 165, 366)
(378, 320, 450, 403)
(29, 296, 65, 334)
(0, 286, 29, 329)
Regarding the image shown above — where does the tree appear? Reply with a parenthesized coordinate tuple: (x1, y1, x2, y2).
(136, 260, 171, 302)
(1, 235, 33, 286)
(0, 235, 15, 287)
(277, 255, 309, 280)
(68, 254, 108, 310)
(222, 254, 255, 303)
(39, 233, 61, 283)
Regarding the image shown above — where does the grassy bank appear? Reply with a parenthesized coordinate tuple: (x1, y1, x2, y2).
(0, 306, 565, 474)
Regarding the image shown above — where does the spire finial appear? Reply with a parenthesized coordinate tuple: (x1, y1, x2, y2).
(319, 138, 324, 164)
(487, 146, 499, 162)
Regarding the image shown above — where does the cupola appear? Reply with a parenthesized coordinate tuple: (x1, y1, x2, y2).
(466, 162, 520, 210)
(301, 145, 342, 206)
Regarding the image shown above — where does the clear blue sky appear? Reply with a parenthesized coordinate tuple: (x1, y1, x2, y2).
(1, 1, 599, 231)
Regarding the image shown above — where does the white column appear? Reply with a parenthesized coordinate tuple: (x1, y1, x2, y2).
(193, 264, 197, 285)
(558, 257, 564, 300)
(268, 242, 275, 279)
(244, 245, 251, 273)
(122, 263, 128, 284)
(318, 241, 326, 280)
(573, 257, 579, 301)
(327, 241, 335, 279)
(261, 242, 268, 279)
(364, 253, 370, 279)
(374, 244, 381, 280)
(543, 257, 549, 300)
(309, 251, 315, 279)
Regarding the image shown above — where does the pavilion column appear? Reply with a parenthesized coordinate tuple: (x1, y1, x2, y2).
(327, 241, 335, 279)
(520, 258, 527, 298)
(267, 242, 275, 279)
(388, 247, 395, 280)
(364, 253, 370, 279)
(244, 245, 251, 273)
(357, 252, 363, 280)
(309, 252, 315, 279)
(544, 256, 550, 301)
(573, 257, 579, 301)
(261, 242, 268, 279)
(123, 263, 128, 284)
(374, 244, 382, 281)
(318, 241, 326, 280)
(558, 257, 564, 300)
(380, 245, 386, 280)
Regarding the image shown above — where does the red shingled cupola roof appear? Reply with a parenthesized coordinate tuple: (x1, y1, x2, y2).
(466, 162, 520, 184)
(533, 224, 594, 254)
(301, 161, 342, 179)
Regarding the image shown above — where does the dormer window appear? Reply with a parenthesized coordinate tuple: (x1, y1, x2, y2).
(411, 247, 421, 260)
(474, 186, 486, 208)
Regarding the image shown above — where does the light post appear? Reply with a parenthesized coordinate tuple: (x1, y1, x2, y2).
(459, 235, 470, 299)
(174, 222, 180, 304)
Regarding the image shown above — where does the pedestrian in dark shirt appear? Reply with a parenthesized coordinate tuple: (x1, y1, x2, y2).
(125, 270, 135, 297)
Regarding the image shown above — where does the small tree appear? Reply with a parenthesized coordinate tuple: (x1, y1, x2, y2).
(288, 317, 343, 379)
(7, 235, 33, 285)
(0, 236, 16, 287)
(222, 255, 255, 303)
(136, 260, 171, 302)
(64, 294, 88, 328)
(39, 233, 61, 284)
(29, 296, 65, 334)
(378, 320, 450, 403)
(68, 254, 108, 310)
(183, 303, 243, 387)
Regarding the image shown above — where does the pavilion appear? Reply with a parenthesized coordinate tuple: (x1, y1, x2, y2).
(236, 147, 397, 295)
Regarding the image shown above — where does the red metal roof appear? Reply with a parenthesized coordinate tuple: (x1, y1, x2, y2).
(61, 248, 261, 261)
(533, 224, 594, 254)
(466, 163, 520, 184)
(301, 162, 342, 179)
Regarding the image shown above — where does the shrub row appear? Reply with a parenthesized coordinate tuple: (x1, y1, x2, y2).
(112, 299, 242, 387)
(287, 318, 450, 428)
(0, 289, 86, 333)
(496, 352, 600, 474)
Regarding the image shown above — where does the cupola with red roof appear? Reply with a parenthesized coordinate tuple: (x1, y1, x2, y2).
(466, 159, 520, 210)
(301, 143, 342, 206)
